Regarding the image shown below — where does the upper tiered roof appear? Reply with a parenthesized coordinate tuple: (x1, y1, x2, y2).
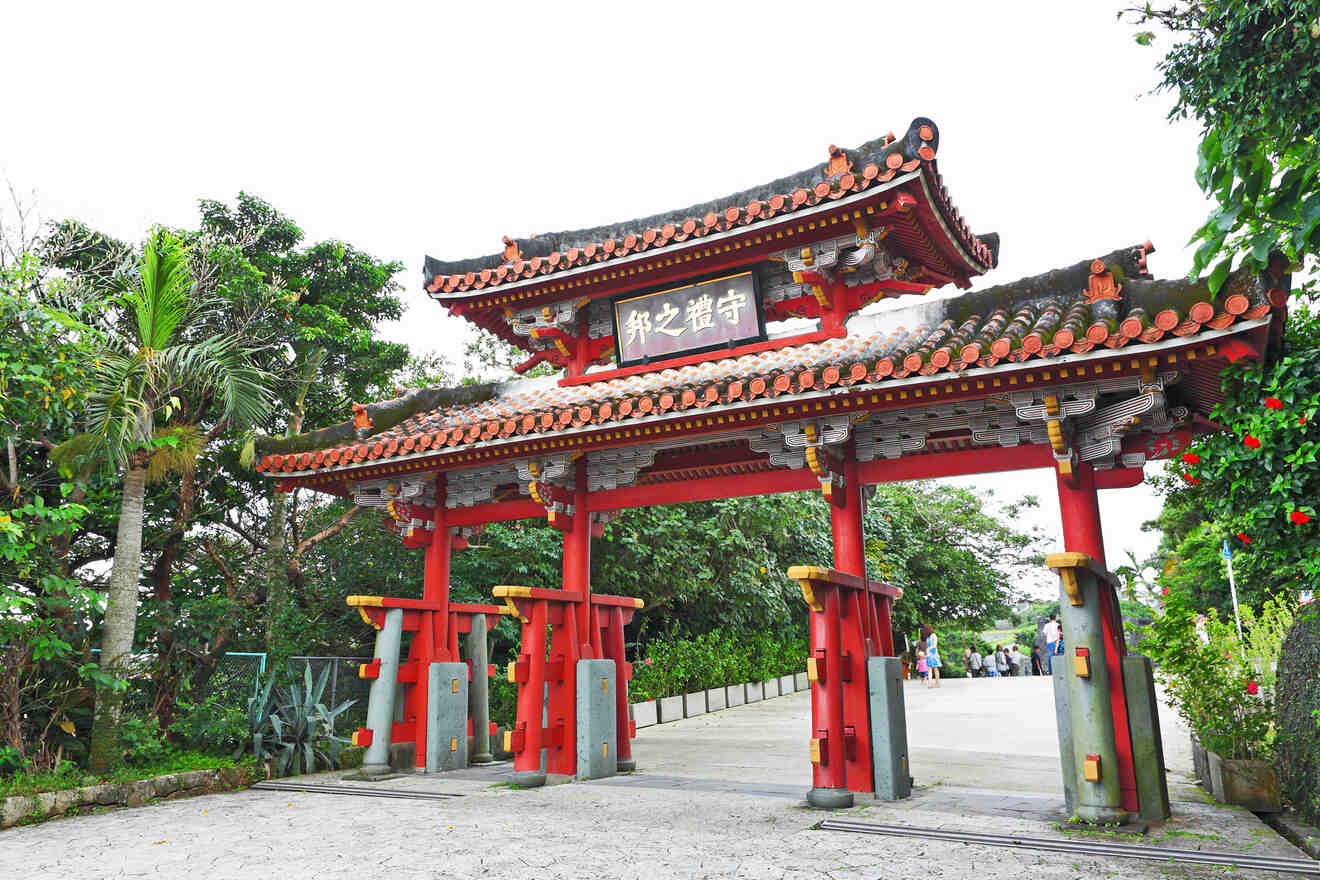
(422, 118, 998, 356)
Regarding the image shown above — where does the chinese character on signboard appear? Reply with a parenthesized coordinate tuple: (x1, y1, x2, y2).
(612, 270, 764, 366)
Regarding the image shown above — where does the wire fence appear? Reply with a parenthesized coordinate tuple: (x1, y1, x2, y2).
(286, 656, 372, 730)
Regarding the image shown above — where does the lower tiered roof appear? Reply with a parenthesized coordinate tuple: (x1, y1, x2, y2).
(256, 244, 1289, 486)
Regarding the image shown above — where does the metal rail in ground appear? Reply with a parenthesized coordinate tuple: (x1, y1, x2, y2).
(251, 781, 463, 801)
(817, 818, 1320, 876)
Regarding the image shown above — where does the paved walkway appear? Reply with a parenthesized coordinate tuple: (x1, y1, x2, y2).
(1, 677, 1311, 879)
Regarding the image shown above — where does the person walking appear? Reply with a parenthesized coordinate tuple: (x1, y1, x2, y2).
(1042, 614, 1061, 673)
(915, 647, 929, 682)
(1009, 644, 1023, 676)
(969, 647, 984, 678)
(1030, 645, 1044, 676)
(922, 624, 942, 688)
(995, 645, 1009, 678)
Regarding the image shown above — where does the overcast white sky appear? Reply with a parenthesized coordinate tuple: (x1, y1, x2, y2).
(3, 1, 1203, 596)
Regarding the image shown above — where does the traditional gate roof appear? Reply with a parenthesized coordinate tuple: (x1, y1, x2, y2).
(422, 118, 998, 355)
(256, 245, 1289, 487)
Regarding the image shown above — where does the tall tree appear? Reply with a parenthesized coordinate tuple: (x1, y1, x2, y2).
(64, 229, 273, 772)
(1127, 2, 1320, 291)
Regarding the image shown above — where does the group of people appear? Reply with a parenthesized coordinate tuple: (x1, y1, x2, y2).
(960, 614, 1066, 679)
(910, 614, 1067, 685)
(964, 643, 1036, 677)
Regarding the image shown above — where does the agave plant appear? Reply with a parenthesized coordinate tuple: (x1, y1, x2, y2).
(270, 664, 356, 777)
(238, 673, 277, 763)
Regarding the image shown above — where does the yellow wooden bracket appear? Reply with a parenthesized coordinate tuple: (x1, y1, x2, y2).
(346, 595, 384, 630)
(1083, 754, 1101, 782)
(788, 565, 828, 612)
(493, 585, 532, 623)
(1046, 552, 1118, 606)
(809, 737, 824, 765)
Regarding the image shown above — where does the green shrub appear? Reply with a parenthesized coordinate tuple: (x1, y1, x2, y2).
(628, 630, 806, 701)
(1142, 586, 1293, 760)
(117, 715, 174, 767)
(169, 696, 249, 754)
(0, 745, 28, 776)
(1276, 605, 1320, 825)
(489, 675, 517, 730)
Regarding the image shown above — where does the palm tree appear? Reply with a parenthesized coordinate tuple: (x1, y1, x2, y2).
(69, 229, 273, 772)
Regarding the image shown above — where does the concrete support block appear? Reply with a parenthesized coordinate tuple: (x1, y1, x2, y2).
(1052, 660, 1078, 816)
(745, 681, 763, 702)
(726, 684, 745, 707)
(778, 674, 795, 694)
(794, 672, 809, 691)
(762, 678, 779, 698)
(426, 661, 469, 772)
(631, 700, 657, 729)
(705, 687, 727, 712)
(576, 659, 617, 780)
(658, 695, 684, 723)
(1122, 654, 1171, 821)
(683, 691, 707, 717)
(866, 656, 912, 800)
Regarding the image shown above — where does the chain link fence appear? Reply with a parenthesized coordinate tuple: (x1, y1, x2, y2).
(287, 656, 372, 731)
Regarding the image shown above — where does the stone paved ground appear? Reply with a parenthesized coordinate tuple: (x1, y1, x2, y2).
(2, 677, 1313, 879)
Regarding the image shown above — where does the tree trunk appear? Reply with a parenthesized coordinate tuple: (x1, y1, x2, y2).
(264, 486, 290, 656)
(148, 460, 202, 730)
(88, 462, 148, 774)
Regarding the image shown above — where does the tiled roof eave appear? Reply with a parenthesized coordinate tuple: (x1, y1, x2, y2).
(424, 171, 924, 304)
(913, 171, 991, 278)
(270, 317, 1269, 481)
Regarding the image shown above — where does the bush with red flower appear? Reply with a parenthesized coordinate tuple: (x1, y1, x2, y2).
(1160, 305, 1320, 610)
(1141, 585, 1295, 760)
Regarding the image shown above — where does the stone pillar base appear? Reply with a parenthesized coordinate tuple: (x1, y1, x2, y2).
(806, 787, 854, 809)
(616, 757, 636, 773)
(512, 770, 547, 788)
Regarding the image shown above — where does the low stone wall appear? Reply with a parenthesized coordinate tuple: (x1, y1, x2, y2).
(631, 673, 803, 729)
(1, 766, 254, 829)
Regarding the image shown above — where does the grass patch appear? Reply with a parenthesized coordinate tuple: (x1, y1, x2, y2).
(0, 752, 244, 799)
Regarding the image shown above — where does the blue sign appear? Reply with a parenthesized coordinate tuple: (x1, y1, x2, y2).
(1222, 540, 1233, 560)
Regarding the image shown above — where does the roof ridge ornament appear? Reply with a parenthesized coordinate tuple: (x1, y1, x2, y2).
(825, 145, 853, 179)
(502, 236, 521, 263)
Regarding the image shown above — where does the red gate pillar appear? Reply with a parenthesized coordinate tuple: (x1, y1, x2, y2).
(564, 458, 594, 653)
(403, 500, 453, 770)
(831, 449, 875, 795)
(1056, 463, 1139, 814)
(546, 458, 591, 777)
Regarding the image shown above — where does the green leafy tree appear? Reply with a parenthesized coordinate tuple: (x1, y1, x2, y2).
(1126, 2, 1320, 289)
(60, 229, 274, 772)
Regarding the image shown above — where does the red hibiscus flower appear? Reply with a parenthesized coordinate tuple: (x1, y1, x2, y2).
(1182, 472, 1200, 484)
(644, 657, 653, 666)
(1246, 681, 1259, 695)
(1265, 397, 1283, 410)
(1161, 587, 1169, 597)
(1291, 511, 1311, 525)
(1236, 532, 1251, 544)
(1182, 452, 1201, 465)
(1243, 435, 1261, 449)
